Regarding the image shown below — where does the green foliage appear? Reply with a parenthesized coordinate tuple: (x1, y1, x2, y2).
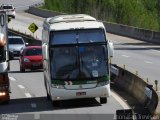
(43, 0, 160, 31)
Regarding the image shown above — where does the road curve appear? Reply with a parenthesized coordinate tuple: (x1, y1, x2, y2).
(0, 0, 44, 11)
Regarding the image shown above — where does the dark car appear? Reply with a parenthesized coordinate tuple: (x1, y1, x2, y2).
(19, 46, 42, 72)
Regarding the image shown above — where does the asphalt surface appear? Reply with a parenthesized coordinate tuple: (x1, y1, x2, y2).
(0, 60, 129, 120)
(0, 0, 159, 119)
(0, 0, 44, 11)
(0, 1, 131, 119)
(110, 35, 160, 86)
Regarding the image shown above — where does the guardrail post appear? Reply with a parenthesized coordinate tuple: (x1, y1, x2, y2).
(155, 80, 158, 91)
(123, 65, 125, 70)
(146, 78, 149, 83)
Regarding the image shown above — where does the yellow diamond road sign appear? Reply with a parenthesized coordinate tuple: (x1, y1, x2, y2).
(28, 23, 38, 33)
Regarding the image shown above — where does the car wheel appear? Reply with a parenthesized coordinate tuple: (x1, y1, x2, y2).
(100, 97, 107, 104)
(20, 67, 25, 72)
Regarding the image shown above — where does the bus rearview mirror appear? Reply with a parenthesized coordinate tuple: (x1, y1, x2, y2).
(108, 42, 114, 58)
(42, 43, 48, 60)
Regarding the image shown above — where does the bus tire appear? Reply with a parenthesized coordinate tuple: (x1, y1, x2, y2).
(45, 80, 51, 100)
(47, 92, 50, 100)
(52, 100, 60, 107)
(3, 99, 10, 105)
(100, 97, 107, 104)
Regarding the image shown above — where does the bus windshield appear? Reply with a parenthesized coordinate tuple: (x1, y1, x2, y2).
(50, 29, 106, 45)
(50, 45, 108, 80)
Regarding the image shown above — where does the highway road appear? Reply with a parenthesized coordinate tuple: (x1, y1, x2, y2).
(110, 34, 160, 84)
(0, 0, 159, 119)
(0, 60, 129, 120)
(0, 0, 44, 11)
(0, 1, 132, 119)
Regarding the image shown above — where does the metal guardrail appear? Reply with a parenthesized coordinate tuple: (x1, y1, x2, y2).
(8, 29, 41, 46)
(28, 7, 160, 44)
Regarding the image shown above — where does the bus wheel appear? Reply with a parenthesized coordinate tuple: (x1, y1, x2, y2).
(47, 92, 50, 100)
(3, 99, 10, 104)
(52, 101, 60, 107)
(100, 97, 107, 104)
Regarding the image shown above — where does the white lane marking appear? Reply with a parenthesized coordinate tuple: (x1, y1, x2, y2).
(31, 103, 37, 108)
(34, 113, 40, 120)
(144, 61, 153, 64)
(25, 93, 32, 98)
(9, 77, 16, 81)
(150, 49, 160, 53)
(122, 55, 130, 58)
(18, 85, 25, 89)
(111, 91, 130, 109)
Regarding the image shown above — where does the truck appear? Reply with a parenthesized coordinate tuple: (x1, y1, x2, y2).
(42, 14, 114, 105)
(0, 11, 10, 104)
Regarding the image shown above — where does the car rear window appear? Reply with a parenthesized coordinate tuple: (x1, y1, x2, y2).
(25, 48, 42, 56)
(8, 38, 24, 44)
(2, 6, 13, 9)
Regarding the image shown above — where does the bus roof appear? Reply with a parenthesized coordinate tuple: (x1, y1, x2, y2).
(43, 14, 105, 31)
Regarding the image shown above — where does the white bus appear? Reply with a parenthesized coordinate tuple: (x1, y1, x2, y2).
(42, 14, 114, 105)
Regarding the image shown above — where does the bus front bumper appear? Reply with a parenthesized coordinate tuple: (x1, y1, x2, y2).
(50, 84, 110, 101)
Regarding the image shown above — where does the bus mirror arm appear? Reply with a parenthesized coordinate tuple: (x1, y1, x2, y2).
(108, 42, 114, 58)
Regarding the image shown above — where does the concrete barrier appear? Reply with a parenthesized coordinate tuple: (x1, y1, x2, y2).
(27, 7, 65, 18)
(8, 29, 41, 46)
(27, 7, 160, 44)
(103, 22, 160, 44)
(111, 65, 158, 116)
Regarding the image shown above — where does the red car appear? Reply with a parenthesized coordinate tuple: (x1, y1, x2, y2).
(19, 46, 42, 72)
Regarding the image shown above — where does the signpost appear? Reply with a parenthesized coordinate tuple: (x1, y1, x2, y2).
(28, 23, 38, 37)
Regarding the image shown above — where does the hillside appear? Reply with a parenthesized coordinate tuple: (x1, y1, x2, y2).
(43, 0, 160, 31)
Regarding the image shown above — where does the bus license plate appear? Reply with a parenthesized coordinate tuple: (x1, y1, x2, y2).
(76, 92, 86, 96)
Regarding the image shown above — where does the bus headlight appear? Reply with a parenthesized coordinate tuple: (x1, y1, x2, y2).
(51, 84, 65, 89)
(96, 81, 109, 87)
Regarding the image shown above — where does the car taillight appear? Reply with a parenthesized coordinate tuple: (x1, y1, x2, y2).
(0, 92, 6, 96)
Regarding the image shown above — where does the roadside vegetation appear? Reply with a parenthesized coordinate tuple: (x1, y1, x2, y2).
(42, 0, 160, 31)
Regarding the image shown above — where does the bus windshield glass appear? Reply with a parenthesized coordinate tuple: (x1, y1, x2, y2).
(50, 29, 106, 45)
(50, 45, 108, 80)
